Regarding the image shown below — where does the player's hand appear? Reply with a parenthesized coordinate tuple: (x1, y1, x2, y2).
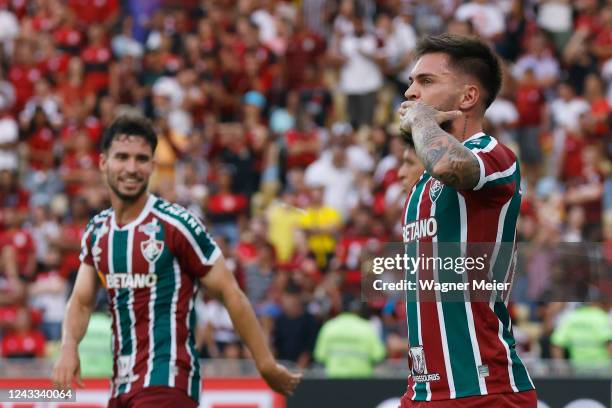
(52, 346, 84, 391)
(398, 101, 462, 134)
(259, 362, 302, 396)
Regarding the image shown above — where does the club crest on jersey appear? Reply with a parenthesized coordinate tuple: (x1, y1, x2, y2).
(410, 346, 426, 375)
(141, 239, 164, 263)
(139, 219, 163, 263)
(429, 179, 444, 203)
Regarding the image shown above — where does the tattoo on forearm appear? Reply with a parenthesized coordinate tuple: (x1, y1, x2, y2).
(411, 118, 480, 190)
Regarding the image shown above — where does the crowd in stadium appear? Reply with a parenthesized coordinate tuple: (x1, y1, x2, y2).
(0, 0, 611, 371)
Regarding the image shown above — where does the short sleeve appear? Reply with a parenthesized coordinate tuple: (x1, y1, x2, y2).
(172, 213, 222, 279)
(79, 220, 96, 266)
(464, 135, 518, 194)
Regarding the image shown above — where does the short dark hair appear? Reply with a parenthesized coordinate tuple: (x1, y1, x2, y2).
(414, 34, 502, 109)
(101, 113, 157, 153)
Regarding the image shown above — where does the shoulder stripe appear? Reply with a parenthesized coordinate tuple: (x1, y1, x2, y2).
(466, 137, 498, 154)
(169, 259, 181, 387)
(153, 200, 217, 258)
(93, 208, 113, 223)
(152, 209, 221, 266)
(472, 154, 487, 191)
(474, 163, 517, 191)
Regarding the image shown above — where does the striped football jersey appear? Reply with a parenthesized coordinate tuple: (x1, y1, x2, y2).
(79, 194, 221, 402)
(401, 132, 534, 401)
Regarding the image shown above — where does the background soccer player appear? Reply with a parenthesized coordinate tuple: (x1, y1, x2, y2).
(52, 114, 300, 406)
(397, 34, 537, 407)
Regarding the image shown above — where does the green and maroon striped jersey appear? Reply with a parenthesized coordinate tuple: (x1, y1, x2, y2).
(79, 194, 221, 403)
(401, 133, 534, 402)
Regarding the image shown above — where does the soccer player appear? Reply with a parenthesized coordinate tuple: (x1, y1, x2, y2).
(52, 114, 301, 407)
(396, 34, 536, 407)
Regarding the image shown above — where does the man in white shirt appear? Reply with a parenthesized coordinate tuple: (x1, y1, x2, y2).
(337, 16, 383, 128)
(455, 0, 505, 40)
(550, 81, 590, 133)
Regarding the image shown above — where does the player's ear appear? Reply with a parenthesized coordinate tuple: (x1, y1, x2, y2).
(99, 152, 107, 172)
(458, 84, 479, 111)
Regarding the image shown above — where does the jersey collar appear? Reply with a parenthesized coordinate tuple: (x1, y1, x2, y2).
(111, 194, 157, 231)
(462, 131, 486, 144)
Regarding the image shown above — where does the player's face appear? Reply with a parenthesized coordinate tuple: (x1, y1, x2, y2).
(404, 53, 464, 115)
(398, 148, 423, 192)
(100, 135, 154, 203)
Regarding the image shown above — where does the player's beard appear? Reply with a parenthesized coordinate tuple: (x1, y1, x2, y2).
(107, 171, 148, 203)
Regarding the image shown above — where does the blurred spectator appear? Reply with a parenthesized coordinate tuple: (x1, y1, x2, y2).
(455, 0, 505, 41)
(1, 306, 46, 358)
(53, 196, 90, 281)
(9, 38, 43, 112)
(515, 67, 545, 178)
(0, 205, 36, 281)
(513, 31, 560, 89)
(273, 282, 319, 369)
(61, 136, 102, 205)
(314, 293, 385, 378)
(484, 75, 518, 147)
(283, 103, 322, 171)
(0, 102, 17, 173)
(299, 185, 341, 271)
(196, 296, 242, 359)
(496, 0, 528, 61)
(29, 204, 60, 265)
(112, 16, 144, 60)
(583, 73, 610, 138)
(0, 169, 29, 223)
(68, 0, 119, 29)
(591, 5, 612, 64)
(551, 302, 612, 366)
(377, 8, 417, 103)
(563, 145, 604, 241)
(0, 5, 19, 58)
(81, 24, 112, 96)
(266, 190, 303, 265)
(245, 241, 276, 307)
(550, 81, 591, 134)
(285, 12, 325, 90)
(27, 247, 67, 341)
(332, 15, 383, 128)
(23, 106, 57, 171)
(305, 136, 355, 218)
(537, 0, 573, 54)
(205, 166, 248, 247)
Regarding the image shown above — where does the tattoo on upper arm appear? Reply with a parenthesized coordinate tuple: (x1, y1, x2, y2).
(412, 119, 480, 190)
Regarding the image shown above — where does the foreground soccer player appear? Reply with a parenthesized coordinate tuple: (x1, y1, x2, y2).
(397, 34, 536, 407)
(52, 114, 300, 407)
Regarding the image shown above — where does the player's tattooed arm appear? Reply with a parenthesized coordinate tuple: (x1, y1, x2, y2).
(399, 102, 480, 190)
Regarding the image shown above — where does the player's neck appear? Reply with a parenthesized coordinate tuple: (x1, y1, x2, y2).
(451, 115, 483, 143)
(111, 192, 150, 227)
